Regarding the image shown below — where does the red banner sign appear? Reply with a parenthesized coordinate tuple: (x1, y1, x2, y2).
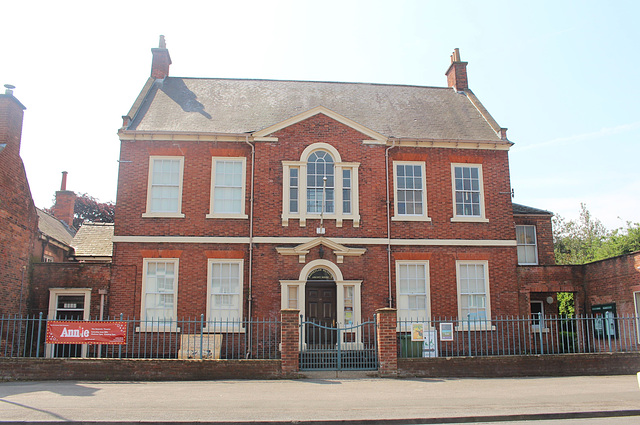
(46, 321, 127, 345)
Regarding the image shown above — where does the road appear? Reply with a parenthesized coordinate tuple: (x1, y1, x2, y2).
(0, 375, 639, 423)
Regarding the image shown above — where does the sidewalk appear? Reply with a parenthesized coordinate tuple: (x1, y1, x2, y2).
(0, 375, 639, 423)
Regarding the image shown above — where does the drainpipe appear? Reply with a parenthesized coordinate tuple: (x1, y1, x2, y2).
(18, 265, 26, 316)
(385, 139, 396, 308)
(245, 135, 255, 357)
(98, 289, 108, 358)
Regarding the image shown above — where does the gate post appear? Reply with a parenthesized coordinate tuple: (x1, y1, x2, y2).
(376, 308, 398, 377)
(281, 309, 300, 374)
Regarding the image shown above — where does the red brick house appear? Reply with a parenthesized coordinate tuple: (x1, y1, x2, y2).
(110, 38, 559, 334)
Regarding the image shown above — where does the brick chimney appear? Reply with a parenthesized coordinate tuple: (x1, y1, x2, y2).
(151, 35, 172, 79)
(52, 171, 76, 229)
(0, 84, 27, 156)
(445, 48, 468, 91)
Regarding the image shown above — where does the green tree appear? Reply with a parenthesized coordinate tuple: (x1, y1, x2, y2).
(596, 221, 640, 259)
(553, 204, 640, 264)
(553, 203, 609, 264)
(557, 292, 575, 317)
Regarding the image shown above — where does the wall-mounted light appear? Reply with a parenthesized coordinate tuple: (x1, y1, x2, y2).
(546, 296, 554, 304)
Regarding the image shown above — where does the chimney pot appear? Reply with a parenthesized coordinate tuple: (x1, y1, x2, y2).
(4, 84, 15, 95)
(61, 171, 68, 190)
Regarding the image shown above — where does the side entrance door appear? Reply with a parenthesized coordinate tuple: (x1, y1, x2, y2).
(47, 289, 91, 358)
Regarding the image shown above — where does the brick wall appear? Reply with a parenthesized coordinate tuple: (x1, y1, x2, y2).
(516, 265, 585, 315)
(1, 354, 636, 381)
(30, 263, 112, 318)
(398, 353, 640, 378)
(0, 358, 282, 381)
(517, 253, 640, 317)
(582, 252, 640, 316)
(0, 93, 38, 316)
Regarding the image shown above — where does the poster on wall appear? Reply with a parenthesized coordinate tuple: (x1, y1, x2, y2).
(46, 321, 127, 345)
(423, 330, 438, 358)
(411, 323, 425, 341)
(440, 322, 454, 341)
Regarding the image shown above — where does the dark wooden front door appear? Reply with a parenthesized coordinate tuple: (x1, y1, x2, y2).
(305, 282, 337, 346)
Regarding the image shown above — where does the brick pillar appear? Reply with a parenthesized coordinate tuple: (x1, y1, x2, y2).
(281, 309, 300, 374)
(376, 308, 398, 377)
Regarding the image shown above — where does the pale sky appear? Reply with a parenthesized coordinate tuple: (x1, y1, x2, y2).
(2, 0, 638, 229)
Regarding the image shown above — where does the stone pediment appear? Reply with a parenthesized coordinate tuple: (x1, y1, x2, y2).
(276, 237, 366, 264)
(252, 106, 387, 143)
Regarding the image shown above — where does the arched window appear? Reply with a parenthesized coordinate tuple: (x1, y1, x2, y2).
(281, 142, 360, 228)
(307, 151, 334, 213)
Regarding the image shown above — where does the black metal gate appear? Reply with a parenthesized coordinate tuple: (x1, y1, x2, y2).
(299, 317, 378, 371)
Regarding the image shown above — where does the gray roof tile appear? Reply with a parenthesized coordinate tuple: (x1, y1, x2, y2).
(72, 222, 114, 258)
(36, 209, 75, 246)
(129, 78, 504, 142)
(512, 203, 553, 216)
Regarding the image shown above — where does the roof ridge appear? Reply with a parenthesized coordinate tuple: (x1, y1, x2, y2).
(163, 76, 452, 90)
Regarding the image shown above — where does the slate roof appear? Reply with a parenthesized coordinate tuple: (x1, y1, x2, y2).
(72, 222, 114, 258)
(128, 78, 505, 142)
(36, 209, 75, 247)
(512, 203, 553, 216)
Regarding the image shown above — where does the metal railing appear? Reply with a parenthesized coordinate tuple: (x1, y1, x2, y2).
(0, 314, 281, 360)
(398, 314, 640, 358)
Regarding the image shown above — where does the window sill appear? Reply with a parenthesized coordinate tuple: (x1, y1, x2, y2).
(202, 324, 246, 333)
(142, 212, 185, 219)
(455, 323, 495, 331)
(532, 327, 549, 333)
(392, 215, 432, 222)
(518, 262, 539, 266)
(450, 217, 489, 223)
(136, 325, 181, 333)
(282, 214, 360, 227)
(206, 213, 248, 219)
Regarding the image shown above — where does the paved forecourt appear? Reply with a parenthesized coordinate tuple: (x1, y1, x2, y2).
(0, 375, 639, 423)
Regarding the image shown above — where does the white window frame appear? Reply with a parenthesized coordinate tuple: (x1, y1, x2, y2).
(282, 143, 360, 228)
(530, 300, 547, 331)
(206, 259, 245, 332)
(140, 258, 179, 331)
(392, 161, 431, 222)
(451, 163, 488, 223)
(516, 225, 539, 265)
(456, 260, 492, 330)
(143, 156, 185, 218)
(46, 288, 92, 358)
(396, 261, 431, 330)
(207, 157, 248, 219)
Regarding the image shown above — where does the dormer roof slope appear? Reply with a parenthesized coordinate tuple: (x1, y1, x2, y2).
(36, 209, 75, 247)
